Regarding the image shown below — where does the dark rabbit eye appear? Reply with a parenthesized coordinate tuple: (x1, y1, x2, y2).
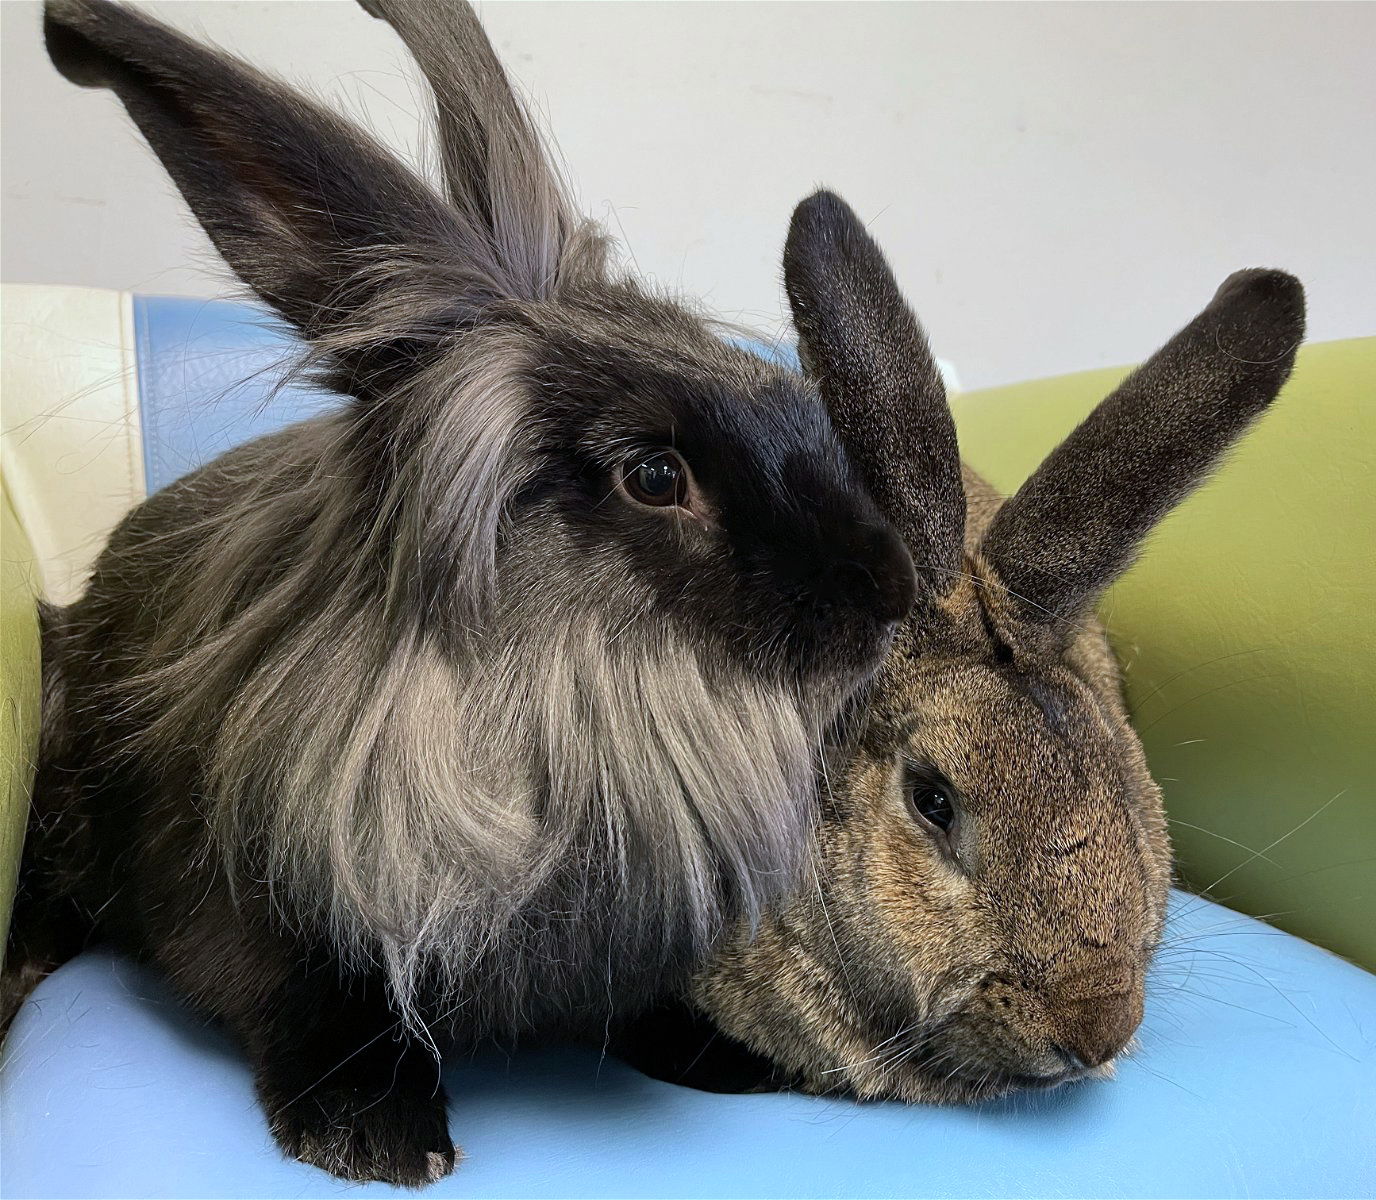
(904, 762, 958, 835)
(622, 451, 688, 508)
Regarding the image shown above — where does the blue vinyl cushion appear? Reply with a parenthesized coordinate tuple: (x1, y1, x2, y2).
(3, 893, 1374, 1199)
(130, 297, 802, 496)
(133, 295, 343, 493)
(9, 297, 1371, 1197)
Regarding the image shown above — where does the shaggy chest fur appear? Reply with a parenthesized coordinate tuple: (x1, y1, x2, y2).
(35, 425, 816, 1037)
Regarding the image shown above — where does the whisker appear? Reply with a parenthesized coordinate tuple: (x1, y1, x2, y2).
(1197, 789, 1347, 897)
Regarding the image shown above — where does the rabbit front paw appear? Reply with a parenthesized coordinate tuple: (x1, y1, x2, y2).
(266, 1081, 460, 1186)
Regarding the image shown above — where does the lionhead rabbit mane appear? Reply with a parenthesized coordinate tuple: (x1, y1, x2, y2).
(618, 191, 1306, 1106)
(8, 4, 923, 1184)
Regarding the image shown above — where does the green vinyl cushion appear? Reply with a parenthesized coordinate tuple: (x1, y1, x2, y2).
(952, 338, 1375, 970)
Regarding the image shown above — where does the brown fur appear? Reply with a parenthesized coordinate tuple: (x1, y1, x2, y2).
(669, 193, 1304, 1104)
(692, 469, 1170, 1101)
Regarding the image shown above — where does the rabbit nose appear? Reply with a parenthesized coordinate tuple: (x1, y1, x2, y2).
(833, 525, 917, 624)
(1052, 989, 1143, 1068)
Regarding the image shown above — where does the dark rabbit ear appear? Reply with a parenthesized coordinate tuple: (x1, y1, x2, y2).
(43, 0, 558, 372)
(982, 269, 1306, 630)
(784, 191, 966, 599)
(357, 0, 597, 298)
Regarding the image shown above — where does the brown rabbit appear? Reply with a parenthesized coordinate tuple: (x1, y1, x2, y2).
(616, 192, 1306, 1102)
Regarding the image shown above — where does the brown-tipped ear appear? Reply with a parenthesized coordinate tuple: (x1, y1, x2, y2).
(784, 190, 966, 597)
(982, 269, 1306, 629)
(357, 0, 594, 299)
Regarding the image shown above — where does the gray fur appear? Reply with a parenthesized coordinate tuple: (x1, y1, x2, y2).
(151, 488, 816, 1027)
(18, 0, 915, 1064)
(983, 268, 1306, 629)
(358, 0, 591, 301)
(783, 190, 967, 601)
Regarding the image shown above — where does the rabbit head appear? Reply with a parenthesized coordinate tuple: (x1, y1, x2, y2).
(42, 3, 917, 1027)
(45, 0, 913, 698)
(686, 192, 1306, 1102)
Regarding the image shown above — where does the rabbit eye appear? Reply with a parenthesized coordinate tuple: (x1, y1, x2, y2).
(904, 762, 958, 835)
(622, 451, 688, 509)
(914, 787, 955, 832)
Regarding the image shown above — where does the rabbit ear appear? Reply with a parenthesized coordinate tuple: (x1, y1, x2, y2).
(43, 0, 565, 367)
(357, 0, 596, 298)
(784, 191, 966, 599)
(981, 269, 1306, 630)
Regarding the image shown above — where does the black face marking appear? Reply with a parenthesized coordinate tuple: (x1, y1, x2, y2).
(521, 322, 917, 687)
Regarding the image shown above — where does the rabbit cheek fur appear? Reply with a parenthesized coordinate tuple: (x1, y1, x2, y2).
(691, 499, 1172, 1104)
(7, 3, 919, 1186)
(647, 193, 1304, 1105)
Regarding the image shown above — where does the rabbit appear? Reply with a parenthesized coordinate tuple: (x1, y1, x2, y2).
(3, 2, 920, 1185)
(613, 191, 1306, 1104)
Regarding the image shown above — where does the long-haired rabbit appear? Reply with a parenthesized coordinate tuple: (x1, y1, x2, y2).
(3, 4, 918, 1183)
(616, 192, 1305, 1103)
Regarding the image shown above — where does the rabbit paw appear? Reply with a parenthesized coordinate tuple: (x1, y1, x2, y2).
(268, 1082, 461, 1186)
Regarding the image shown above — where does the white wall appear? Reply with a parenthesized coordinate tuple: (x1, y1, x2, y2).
(3, 0, 1373, 390)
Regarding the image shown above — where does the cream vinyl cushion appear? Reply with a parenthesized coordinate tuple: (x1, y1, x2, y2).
(1, 284, 145, 605)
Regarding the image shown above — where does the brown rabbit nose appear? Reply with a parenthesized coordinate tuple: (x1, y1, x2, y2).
(1052, 989, 1144, 1069)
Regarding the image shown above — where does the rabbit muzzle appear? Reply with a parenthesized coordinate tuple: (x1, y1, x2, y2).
(711, 501, 917, 720)
(934, 962, 1146, 1094)
(805, 521, 919, 627)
